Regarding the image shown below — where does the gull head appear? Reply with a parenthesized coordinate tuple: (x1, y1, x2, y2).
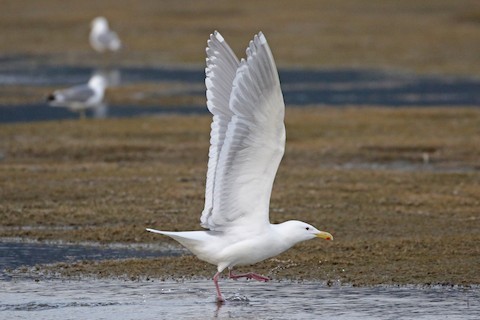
(88, 74, 108, 90)
(278, 220, 333, 243)
(91, 17, 109, 31)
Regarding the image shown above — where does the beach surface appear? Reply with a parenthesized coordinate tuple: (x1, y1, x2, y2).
(1, 108, 479, 285)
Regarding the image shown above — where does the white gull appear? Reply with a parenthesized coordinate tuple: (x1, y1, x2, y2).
(47, 73, 107, 117)
(89, 17, 121, 53)
(147, 31, 333, 303)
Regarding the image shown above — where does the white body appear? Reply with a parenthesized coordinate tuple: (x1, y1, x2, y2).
(148, 221, 324, 272)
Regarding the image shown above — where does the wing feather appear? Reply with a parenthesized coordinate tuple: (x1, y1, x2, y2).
(200, 31, 240, 228)
(54, 85, 95, 103)
(202, 32, 286, 232)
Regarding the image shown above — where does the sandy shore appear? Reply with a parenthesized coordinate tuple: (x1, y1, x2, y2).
(1, 107, 479, 285)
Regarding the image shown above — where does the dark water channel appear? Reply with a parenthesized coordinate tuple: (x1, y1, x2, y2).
(0, 240, 182, 280)
(0, 65, 479, 123)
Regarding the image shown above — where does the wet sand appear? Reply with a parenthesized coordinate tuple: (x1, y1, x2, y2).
(1, 107, 479, 285)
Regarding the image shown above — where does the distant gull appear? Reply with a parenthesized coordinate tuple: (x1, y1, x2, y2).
(147, 31, 333, 303)
(47, 73, 108, 118)
(89, 17, 121, 53)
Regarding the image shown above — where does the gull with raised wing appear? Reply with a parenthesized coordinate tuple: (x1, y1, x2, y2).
(147, 31, 333, 303)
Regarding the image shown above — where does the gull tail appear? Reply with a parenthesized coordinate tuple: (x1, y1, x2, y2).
(146, 228, 218, 259)
(146, 228, 189, 245)
(146, 228, 212, 242)
(146, 228, 170, 236)
(46, 91, 65, 105)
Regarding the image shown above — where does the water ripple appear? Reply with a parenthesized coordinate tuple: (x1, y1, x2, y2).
(1, 279, 478, 319)
(0, 300, 123, 311)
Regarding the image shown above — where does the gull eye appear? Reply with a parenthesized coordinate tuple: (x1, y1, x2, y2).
(305, 227, 310, 231)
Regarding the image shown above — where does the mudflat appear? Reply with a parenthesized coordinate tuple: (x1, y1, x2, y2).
(1, 107, 479, 285)
(1, 0, 480, 75)
(2, 0, 479, 285)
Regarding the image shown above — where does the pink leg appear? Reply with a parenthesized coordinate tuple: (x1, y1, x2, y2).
(229, 269, 270, 282)
(213, 272, 225, 303)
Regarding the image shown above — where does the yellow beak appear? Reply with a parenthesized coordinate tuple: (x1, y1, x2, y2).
(316, 231, 333, 241)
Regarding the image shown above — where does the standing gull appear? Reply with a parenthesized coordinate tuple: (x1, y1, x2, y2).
(147, 31, 333, 303)
(47, 74, 108, 118)
(89, 17, 121, 53)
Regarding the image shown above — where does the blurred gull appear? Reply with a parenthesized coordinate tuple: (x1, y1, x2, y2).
(89, 17, 121, 53)
(92, 68, 121, 87)
(147, 31, 333, 303)
(47, 73, 108, 118)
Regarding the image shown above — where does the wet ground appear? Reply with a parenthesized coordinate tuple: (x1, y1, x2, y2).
(0, 65, 479, 123)
(5, 240, 477, 319)
(1, 278, 479, 319)
(1, 240, 479, 319)
(0, 240, 185, 281)
(1, 107, 479, 286)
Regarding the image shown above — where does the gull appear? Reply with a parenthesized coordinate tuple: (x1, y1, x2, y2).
(89, 17, 121, 53)
(47, 73, 108, 118)
(147, 31, 333, 303)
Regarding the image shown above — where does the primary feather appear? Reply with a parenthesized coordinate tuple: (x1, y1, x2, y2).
(202, 32, 285, 233)
(201, 31, 239, 229)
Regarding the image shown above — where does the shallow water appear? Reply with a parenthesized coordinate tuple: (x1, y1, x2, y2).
(1, 65, 479, 123)
(1, 241, 479, 319)
(0, 240, 183, 280)
(1, 278, 478, 320)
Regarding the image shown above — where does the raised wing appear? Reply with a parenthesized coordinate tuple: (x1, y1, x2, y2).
(200, 31, 240, 228)
(201, 32, 286, 232)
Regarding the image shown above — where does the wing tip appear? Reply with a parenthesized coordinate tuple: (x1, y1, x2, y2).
(246, 32, 267, 58)
(213, 30, 224, 43)
(207, 30, 225, 52)
(257, 31, 267, 44)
